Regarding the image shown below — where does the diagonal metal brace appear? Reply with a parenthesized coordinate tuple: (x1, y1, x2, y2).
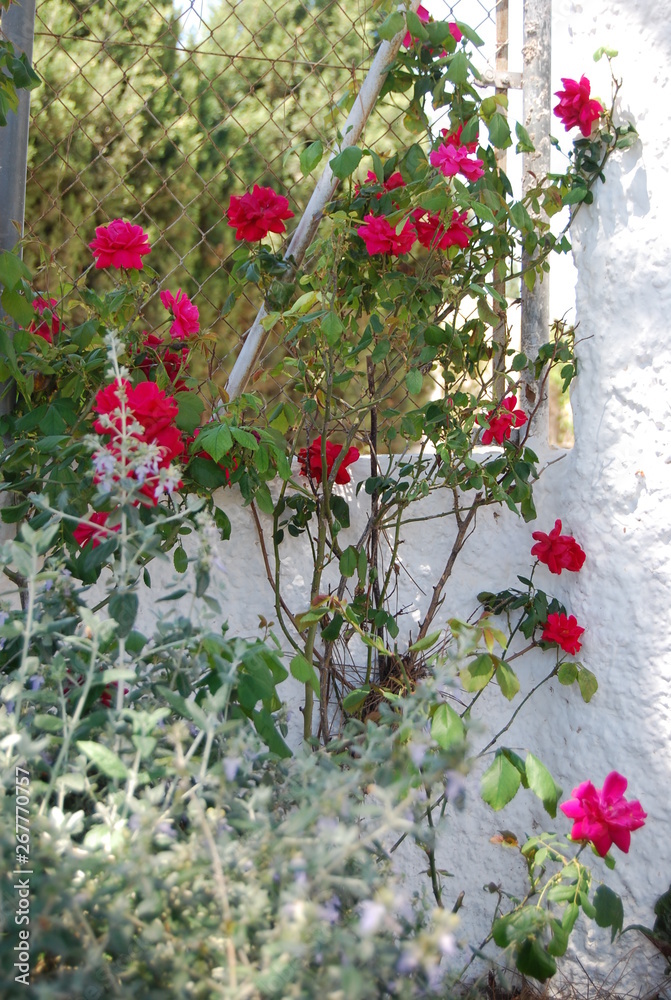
(225, 0, 422, 401)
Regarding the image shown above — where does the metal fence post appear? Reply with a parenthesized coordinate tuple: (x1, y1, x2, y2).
(0, 0, 36, 257)
(520, 0, 551, 439)
(0, 0, 37, 537)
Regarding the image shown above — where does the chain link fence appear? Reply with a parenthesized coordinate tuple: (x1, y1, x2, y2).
(23, 0, 511, 409)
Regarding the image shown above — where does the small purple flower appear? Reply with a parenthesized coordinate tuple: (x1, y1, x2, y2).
(358, 900, 386, 936)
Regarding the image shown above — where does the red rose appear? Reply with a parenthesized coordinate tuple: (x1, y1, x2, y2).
(531, 519, 586, 575)
(481, 395, 526, 446)
(227, 185, 294, 242)
(541, 611, 585, 655)
(553, 75, 603, 138)
(160, 289, 200, 341)
(138, 333, 189, 390)
(73, 510, 119, 548)
(560, 772, 646, 857)
(430, 142, 484, 183)
(357, 214, 417, 256)
(29, 296, 62, 344)
(413, 208, 472, 251)
(88, 219, 151, 270)
(94, 380, 180, 444)
(298, 435, 360, 485)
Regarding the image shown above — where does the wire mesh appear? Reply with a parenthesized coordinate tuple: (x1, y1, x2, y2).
(25, 0, 505, 406)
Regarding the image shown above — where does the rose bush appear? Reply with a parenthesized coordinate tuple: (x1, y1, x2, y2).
(0, 5, 646, 994)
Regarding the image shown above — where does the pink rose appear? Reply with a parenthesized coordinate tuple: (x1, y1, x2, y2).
(402, 4, 430, 47)
(430, 142, 484, 183)
(448, 22, 462, 43)
(160, 288, 200, 341)
(560, 772, 647, 857)
(440, 124, 478, 154)
(553, 75, 603, 138)
(357, 214, 417, 256)
(88, 219, 151, 270)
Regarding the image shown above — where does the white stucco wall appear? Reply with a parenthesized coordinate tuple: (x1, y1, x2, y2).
(140, 0, 671, 987)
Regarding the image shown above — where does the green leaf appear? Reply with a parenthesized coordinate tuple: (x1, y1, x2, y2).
(252, 708, 292, 758)
(331, 495, 350, 530)
(563, 186, 589, 206)
(188, 456, 231, 489)
(510, 201, 532, 232)
(196, 423, 233, 463)
(431, 702, 465, 749)
(290, 653, 320, 696)
(175, 391, 204, 434)
(488, 112, 512, 149)
(515, 938, 557, 982)
(173, 546, 188, 574)
(547, 919, 570, 957)
(323, 311, 344, 346)
(495, 660, 520, 700)
(321, 613, 343, 641)
(156, 684, 208, 729)
(1, 286, 34, 326)
(563, 901, 580, 933)
(255, 484, 275, 516)
(230, 426, 259, 450)
(299, 139, 323, 176)
(109, 590, 138, 638)
(593, 45, 618, 61)
(330, 145, 364, 180)
(460, 653, 494, 692)
(371, 337, 390, 364)
(557, 661, 578, 685)
(0, 250, 31, 291)
(343, 686, 370, 713)
(525, 752, 562, 818)
(446, 51, 468, 85)
(515, 121, 535, 153)
(594, 885, 624, 941)
(77, 741, 129, 780)
(481, 752, 522, 811)
(214, 506, 231, 541)
(408, 630, 441, 652)
(339, 545, 358, 577)
(377, 10, 405, 40)
(405, 10, 428, 41)
(578, 666, 598, 702)
(33, 713, 63, 733)
(405, 369, 423, 395)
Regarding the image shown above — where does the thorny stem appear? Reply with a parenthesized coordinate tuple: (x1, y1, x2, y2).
(413, 492, 482, 648)
(39, 633, 101, 815)
(424, 791, 444, 908)
(477, 664, 558, 757)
